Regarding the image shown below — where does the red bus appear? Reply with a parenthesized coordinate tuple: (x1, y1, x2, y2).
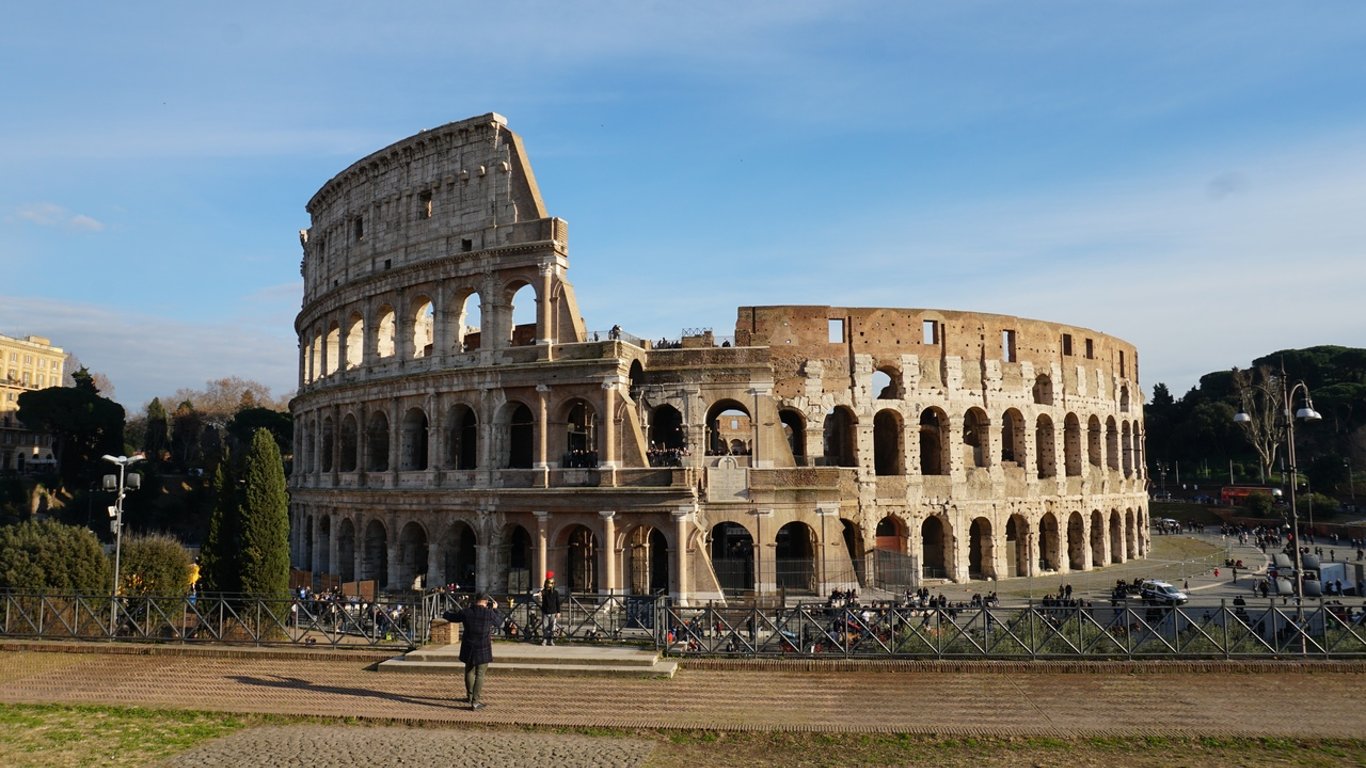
(1220, 486, 1282, 505)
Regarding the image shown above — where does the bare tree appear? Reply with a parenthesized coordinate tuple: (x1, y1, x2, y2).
(1232, 365, 1285, 483)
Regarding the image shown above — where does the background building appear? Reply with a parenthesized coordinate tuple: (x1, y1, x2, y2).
(289, 114, 1149, 604)
(1, 333, 64, 473)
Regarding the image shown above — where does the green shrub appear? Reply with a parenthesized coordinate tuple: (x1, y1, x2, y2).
(118, 533, 192, 596)
(0, 519, 111, 594)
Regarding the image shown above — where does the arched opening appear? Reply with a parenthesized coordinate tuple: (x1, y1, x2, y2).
(324, 321, 340, 376)
(375, 304, 396, 358)
(409, 296, 435, 358)
(320, 416, 335, 472)
(506, 403, 534, 469)
(628, 360, 645, 400)
(564, 398, 598, 466)
(969, 517, 994, 579)
(775, 521, 817, 592)
(1006, 514, 1029, 577)
(441, 521, 478, 590)
(1087, 415, 1103, 468)
(366, 410, 390, 472)
(963, 407, 989, 469)
(920, 516, 950, 579)
(453, 290, 482, 352)
(400, 407, 429, 470)
(649, 404, 685, 448)
(872, 409, 904, 475)
(344, 312, 363, 370)
(1032, 374, 1053, 405)
(710, 522, 754, 594)
(362, 519, 388, 589)
(1106, 417, 1119, 470)
(626, 526, 669, 595)
(873, 365, 903, 399)
(508, 282, 537, 346)
(1039, 513, 1060, 571)
(337, 518, 356, 582)
(307, 331, 321, 384)
(1067, 511, 1086, 570)
(1090, 510, 1105, 567)
(707, 400, 752, 456)
(1063, 413, 1082, 476)
(317, 515, 332, 574)
(919, 408, 948, 475)
(1000, 408, 1026, 467)
(339, 414, 358, 472)
(506, 525, 532, 593)
(1120, 385, 1131, 413)
(1034, 415, 1056, 478)
(1109, 510, 1124, 564)
(397, 521, 428, 589)
(446, 404, 478, 470)
(565, 524, 599, 594)
(822, 406, 857, 467)
(779, 409, 807, 463)
(304, 422, 316, 473)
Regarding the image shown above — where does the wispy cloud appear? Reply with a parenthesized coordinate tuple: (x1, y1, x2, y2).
(12, 203, 105, 232)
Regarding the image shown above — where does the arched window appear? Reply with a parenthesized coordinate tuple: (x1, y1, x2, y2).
(919, 408, 948, 475)
(872, 409, 903, 475)
(400, 407, 429, 470)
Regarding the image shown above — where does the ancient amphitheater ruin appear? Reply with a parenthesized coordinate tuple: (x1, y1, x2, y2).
(289, 113, 1149, 604)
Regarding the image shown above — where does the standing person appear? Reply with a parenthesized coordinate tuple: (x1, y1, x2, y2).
(447, 593, 498, 709)
(540, 572, 562, 646)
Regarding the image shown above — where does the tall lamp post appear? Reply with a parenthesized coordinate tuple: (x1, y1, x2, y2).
(1234, 375, 1319, 636)
(102, 453, 143, 635)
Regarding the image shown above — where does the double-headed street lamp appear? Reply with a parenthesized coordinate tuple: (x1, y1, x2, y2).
(1234, 377, 1320, 611)
(102, 453, 143, 635)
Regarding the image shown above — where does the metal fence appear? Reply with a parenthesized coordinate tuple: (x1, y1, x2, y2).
(658, 598, 1366, 659)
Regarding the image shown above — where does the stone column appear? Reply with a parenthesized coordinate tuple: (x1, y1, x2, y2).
(427, 538, 441, 588)
(599, 510, 617, 595)
(752, 508, 774, 596)
(672, 507, 692, 607)
(534, 511, 550, 584)
(537, 262, 555, 345)
(601, 379, 618, 469)
(535, 384, 550, 470)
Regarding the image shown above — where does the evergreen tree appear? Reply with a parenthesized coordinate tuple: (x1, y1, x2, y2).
(199, 445, 241, 593)
(143, 398, 170, 463)
(238, 429, 290, 599)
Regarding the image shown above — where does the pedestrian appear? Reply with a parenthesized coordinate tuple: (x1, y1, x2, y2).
(539, 572, 562, 646)
(446, 593, 499, 709)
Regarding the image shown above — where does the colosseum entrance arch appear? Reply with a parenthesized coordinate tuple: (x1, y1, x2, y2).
(968, 517, 995, 579)
(775, 521, 817, 593)
(506, 525, 532, 593)
(625, 525, 669, 595)
(711, 522, 754, 595)
(564, 525, 599, 593)
(873, 410, 904, 475)
(1067, 511, 1086, 570)
(337, 518, 356, 582)
(921, 516, 951, 579)
(707, 400, 751, 456)
(1039, 512, 1060, 571)
(441, 521, 477, 589)
(447, 404, 478, 469)
(873, 515, 914, 589)
(919, 409, 948, 475)
(397, 521, 428, 589)
(1005, 514, 1029, 577)
(362, 519, 388, 589)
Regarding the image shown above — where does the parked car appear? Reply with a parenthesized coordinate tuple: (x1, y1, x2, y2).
(1139, 579, 1189, 605)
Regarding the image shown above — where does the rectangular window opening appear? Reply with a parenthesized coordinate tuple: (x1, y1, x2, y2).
(419, 191, 433, 219)
(353, 217, 364, 241)
(461, 238, 473, 252)
(1062, 333, 1073, 356)
(1002, 329, 1017, 363)
(923, 320, 940, 345)
(828, 318, 844, 344)
(1120, 350, 1127, 377)
(1085, 338, 1094, 360)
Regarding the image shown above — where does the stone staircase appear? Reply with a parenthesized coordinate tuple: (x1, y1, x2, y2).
(377, 641, 679, 679)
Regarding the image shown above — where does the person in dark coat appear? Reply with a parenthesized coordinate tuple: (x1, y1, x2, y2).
(539, 573, 562, 646)
(448, 593, 498, 709)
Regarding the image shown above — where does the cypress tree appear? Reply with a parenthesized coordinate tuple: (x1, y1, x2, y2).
(199, 445, 241, 593)
(238, 428, 290, 599)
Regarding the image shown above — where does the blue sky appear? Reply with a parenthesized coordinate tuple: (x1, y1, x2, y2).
(3, 1, 1365, 411)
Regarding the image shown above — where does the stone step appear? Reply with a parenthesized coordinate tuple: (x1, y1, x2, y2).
(377, 642, 678, 679)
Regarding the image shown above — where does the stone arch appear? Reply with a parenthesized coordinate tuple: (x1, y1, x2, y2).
(1106, 416, 1119, 470)
(507, 281, 538, 346)
(366, 410, 390, 471)
(1033, 374, 1053, 405)
(649, 404, 686, 451)
(779, 408, 807, 463)
(506, 525, 533, 593)
(919, 407, 949, 475)
(1120, 385, 1131, 413)
(409, 294, 435, 359)
(375, 303, 396, 358)
(563, 524, 599, 593)
(920, 516, 952, 579)
(707, 399, 752, 456)
(446, 403, 478, 470)
(339, 413, 359, 472)
(1005, 514, 1029, 577)
(562, 397, 598, 464)
(1034, 414, 1056, 478)
(625, 525, 669, 595)
(500, 401, 535, 469)
(962, 407, 990, 469)
(397, 520, 429, 589)
(362, 518, 388, 589)
(1087, 415, 1103, 468)
(1000, 408, 1027, 467)
(321, 415, 335, 472)
(400, 407, 429, 470)
(872, 408, 904, 476)
(872, 364, 903, 400)
(337, 517, 356, 582)
(324, 320, 340, 376)
(874, 515, 907, 552)
(441, 520, 478, 589)
(711, 521, 754, 594)
(775, 521, 817, 592)
(823, 406, 858, 467)
(1063, 413, 1082, 476)
(1039, 512, 1061, 571)
(968, 517, 995, 579)
(344, 311, 363, 369)
(451, 288, 482, 352)
(1067, 511, 1086, 570)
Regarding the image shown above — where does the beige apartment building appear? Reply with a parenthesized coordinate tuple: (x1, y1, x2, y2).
(1, 333, 64, 473)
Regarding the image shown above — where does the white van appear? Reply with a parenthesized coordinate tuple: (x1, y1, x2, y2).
(1139, 579, 1189, 605)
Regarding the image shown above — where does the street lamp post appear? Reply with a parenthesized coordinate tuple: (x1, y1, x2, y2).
(1234, 373, 1320, 650)
(102, 453, 143, 636)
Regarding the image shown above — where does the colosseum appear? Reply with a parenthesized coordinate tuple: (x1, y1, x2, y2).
(289, 113, 1149, 605)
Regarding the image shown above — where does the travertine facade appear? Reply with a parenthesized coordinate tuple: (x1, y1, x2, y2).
(0, 333, 63, 473)
(290, 114, 1148, 604)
